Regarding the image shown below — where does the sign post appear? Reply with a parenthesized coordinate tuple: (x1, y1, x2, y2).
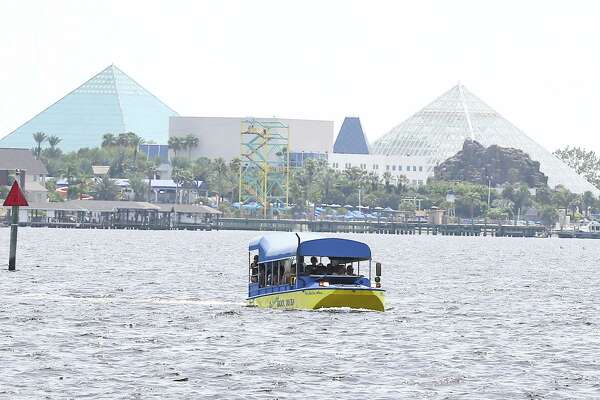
(3, 179, 28, 271)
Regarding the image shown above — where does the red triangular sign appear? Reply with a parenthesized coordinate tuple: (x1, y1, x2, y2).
(3, 181, 29, 207)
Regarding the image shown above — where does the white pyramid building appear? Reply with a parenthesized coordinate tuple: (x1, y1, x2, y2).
(371, 84, 598, 194)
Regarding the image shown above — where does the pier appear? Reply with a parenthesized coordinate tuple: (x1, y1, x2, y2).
(216, 218, 547, 237)
(2, 201, 549, 236)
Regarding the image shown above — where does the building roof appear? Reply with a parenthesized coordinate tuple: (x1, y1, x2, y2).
(333, 117, 370, 155)
(19, 201, 84, 211)
(157, 203, 221, 214)
(66, 200, 160, 212)
(0, 148, 48, 175)
(0, 65, 178, 151)
(23, 179, 48, 193)
(370, 84, 599, 194)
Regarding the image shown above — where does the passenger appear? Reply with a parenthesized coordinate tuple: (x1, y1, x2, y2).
(314, 260, 327, 275)
(258, 264, 266, 287)
(250, 255, 259, 282)
(325, 263, 334, 275)
(306, 256, 318, 275)
(346, 265, 354, 275)
(279, 264, 286, 285)
(335, 263, 346, 275)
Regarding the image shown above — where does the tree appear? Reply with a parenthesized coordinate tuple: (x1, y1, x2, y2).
(32, 132, 48, 159)
(168, 136, 183, 158)
(382, 171, 393, 193)
(101, 133, 117, 148)
(45, 135, 63, 158)
(184, 134, 199, 160)
(582, 191, 596, 217)
(94, 175, 119, 200)
(125, 132, 144, 165)
(462, 190, 481, 219)
(502, 184, 531, 220)
(539, 205, 559, 227)
(117, 133, 131, 148)
(172, 167, 195, 204)
(553, 146, 600, 189)
(144, 157, 161, 202)
(128, 174, 149, 201)
(211, 157, 230, 204)
(48, 135, 62, 149)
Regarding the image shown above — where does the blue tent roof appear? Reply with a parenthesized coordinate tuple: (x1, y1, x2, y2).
(333, 117, 369, 154)
(248, 233, 371, 262)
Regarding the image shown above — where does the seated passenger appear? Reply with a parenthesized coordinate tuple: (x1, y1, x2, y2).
(346, 265, 354, 275)
(314, 262, 327, 275)
(325, 263, 334, 275)
(278, 264, 285, 285)
(335, 263, 347, 275)
(306, 256, 318, 275)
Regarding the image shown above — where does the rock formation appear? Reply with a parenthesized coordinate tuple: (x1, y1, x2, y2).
(434, 140, 548, 187)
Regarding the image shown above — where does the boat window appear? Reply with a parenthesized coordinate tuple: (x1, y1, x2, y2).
(302, 257, 362, 276)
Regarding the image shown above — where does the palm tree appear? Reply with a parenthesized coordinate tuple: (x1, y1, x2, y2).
(117, 133, 130, 148)
(212, 158, 229, 205)
(168, 136, 183, 158)
(463, 190, 481, 219)
(101, 133, 117, 148)
(172, 167, 194, 204)
(32, 132, 47, 159)
(383, 171, 392, 193)
(48, 135, 62, 149)
(127, 133, 145, 165)
(184, 134, 199, 160)
(45, 135, 62, 158)
(94, 175, 118, 200)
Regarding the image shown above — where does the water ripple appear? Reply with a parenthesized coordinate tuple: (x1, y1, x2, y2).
(1, 229, 599, 398)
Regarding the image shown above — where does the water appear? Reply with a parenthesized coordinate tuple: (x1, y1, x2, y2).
(0, 228, 599, 399)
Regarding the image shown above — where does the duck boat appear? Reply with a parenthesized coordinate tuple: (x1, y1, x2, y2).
(247, 233, 385, 311)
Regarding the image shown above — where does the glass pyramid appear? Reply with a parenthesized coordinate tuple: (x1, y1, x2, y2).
(333, 117, 370, 154)
(0, 65, 178, 152)
(371, 84, 598, 194)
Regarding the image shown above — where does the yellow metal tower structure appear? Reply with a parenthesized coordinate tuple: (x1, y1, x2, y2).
(239, 118, 290, 217)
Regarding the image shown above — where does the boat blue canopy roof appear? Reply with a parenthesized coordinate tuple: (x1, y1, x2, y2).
(248, 233, 371, 263)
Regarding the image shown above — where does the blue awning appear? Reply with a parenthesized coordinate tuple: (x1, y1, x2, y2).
(248, 233, 371, 262)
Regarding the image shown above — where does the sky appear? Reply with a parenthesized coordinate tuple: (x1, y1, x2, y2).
(1, 0, 599, 152)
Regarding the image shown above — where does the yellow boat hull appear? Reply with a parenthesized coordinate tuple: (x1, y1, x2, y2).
(248, 288, 385, 312)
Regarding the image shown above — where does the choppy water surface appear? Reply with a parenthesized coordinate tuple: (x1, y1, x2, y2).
(1, 229, 599, 399)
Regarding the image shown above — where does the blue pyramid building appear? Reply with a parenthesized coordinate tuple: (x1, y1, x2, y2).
(0, 65, 178, 152)
(333, 117, 369, 154)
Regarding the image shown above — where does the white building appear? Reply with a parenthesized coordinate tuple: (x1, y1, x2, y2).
(169, 116, 333, 161)
(327, 153, 430, 186)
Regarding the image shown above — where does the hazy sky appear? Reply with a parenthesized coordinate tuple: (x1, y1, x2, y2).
(1, 0, 599, 152)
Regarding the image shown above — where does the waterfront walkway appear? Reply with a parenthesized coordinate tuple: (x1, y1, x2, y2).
(7, 217, 548, 237)
(217, 218, 547, 237)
